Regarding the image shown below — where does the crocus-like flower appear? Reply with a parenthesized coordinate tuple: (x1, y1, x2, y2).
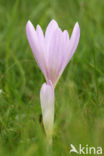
(26, 19, 80, 139)
(26, 19, 80, 87)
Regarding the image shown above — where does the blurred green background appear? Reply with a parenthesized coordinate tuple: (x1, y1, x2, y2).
(0, 0, 104, 155)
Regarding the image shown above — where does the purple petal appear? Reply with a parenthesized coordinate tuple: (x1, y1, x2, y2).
(45, 28, 70, 86)
(68, 22, 80, 60)
(45, 19, 59, 40)
(26, 20, 47, 79)
(45, 19, 59, 52)
(57, 22, 80, 84)
(40, 80, 54, 136)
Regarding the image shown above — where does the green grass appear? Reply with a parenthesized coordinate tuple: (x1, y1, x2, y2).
(0, 0, 104, 155)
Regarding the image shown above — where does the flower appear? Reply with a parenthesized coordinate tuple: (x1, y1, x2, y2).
(26, 19, 80, 87)
(40, 80, 54, 138)
(26, 19, 80, 139)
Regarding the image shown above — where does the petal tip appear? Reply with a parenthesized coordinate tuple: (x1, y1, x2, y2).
(26, 20, 31, 32)
(36, 24, 42, 32)
(48, 19, 58, 27)
(76, 21, 79, 25)
(51, 19, 57, 23)
(26, 20, 31, 27)
(26, 20, 36, 38)
(75, 22, 80, 32)
(26, 20, 34, 31)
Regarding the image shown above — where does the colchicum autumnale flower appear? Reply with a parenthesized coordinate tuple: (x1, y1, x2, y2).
(26, 19, 80, 139)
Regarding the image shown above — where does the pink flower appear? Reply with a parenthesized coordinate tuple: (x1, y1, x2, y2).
(26, 19, 80, 87)
(26, 19, 80, 139)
